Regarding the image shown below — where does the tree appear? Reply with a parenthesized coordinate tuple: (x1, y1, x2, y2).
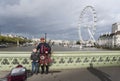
(0, 35, 32, 44)
(76, 41, 81, 45)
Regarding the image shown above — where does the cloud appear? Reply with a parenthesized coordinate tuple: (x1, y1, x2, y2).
(0, 0, 120, 40)
(0, 0, 20, 6)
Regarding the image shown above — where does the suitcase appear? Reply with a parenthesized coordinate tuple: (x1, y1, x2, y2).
(7, 65, 27, 81)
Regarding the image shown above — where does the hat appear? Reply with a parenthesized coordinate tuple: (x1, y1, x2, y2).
(40, 37, 45, 40)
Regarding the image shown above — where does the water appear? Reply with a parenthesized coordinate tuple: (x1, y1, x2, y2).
(0, 45, 110, 51)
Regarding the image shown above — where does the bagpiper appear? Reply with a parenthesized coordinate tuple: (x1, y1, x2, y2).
(36, 37, 51, 74)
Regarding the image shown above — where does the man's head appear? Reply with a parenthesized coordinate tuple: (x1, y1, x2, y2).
(40, 37, 45, 43)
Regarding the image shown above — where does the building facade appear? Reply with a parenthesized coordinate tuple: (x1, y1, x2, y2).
(112, 23, 120, 33)
(97, 23, 120, 49)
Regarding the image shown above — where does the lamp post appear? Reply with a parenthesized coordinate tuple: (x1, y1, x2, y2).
(45, 33, 47, 42)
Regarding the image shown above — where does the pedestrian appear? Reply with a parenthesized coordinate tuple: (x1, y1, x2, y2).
(30, 48, 39, 75)
(36, 37, 51, 74)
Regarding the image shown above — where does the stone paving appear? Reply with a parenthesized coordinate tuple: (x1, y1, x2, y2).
(1, 66, 120, 81)
(27, 68, 99, 81)
(0, 71, 9, 78)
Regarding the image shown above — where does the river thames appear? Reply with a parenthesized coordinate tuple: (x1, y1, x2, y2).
(0, 45, 110, 52)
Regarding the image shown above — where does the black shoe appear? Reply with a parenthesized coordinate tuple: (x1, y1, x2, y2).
(31, 73, 33, 75)
(31, 72, 34, 75)
(41, 71, 44, 74)
(45, 71, 49, 74)
(35, 71, 38, 74)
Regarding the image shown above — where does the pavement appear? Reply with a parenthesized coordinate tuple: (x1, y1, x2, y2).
(0, 66, 120, 81)
(0, 71, 9, 79)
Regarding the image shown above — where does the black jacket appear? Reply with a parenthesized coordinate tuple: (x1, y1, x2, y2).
(36, 43, 51, 54)
(30, 52, 39, 62)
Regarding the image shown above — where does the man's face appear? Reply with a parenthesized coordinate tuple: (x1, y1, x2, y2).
(40, 39, 45, 43)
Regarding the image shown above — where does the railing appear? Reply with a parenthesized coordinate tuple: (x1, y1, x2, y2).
(0, 51, 120, 71)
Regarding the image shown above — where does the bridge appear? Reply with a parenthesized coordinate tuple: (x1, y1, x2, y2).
(0, 51, 120, 81)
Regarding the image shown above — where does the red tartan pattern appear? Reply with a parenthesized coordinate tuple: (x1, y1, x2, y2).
(39, 54, 52, 65)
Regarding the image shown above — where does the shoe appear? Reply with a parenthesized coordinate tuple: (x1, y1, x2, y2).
(31, 72, 34, 75)
(31, 73, 33, 75)
(45, 71, 48, 74)
(41, 71, 44, 74)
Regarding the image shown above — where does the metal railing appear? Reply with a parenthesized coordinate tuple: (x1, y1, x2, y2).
(0, 51, 120, 71)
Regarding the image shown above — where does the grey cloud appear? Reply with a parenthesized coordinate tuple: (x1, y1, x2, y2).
(0, 0, 20, 6)
(0, 0, 120, 40)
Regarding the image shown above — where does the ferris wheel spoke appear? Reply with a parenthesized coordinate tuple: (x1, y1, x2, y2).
(87, 28, 95, 42)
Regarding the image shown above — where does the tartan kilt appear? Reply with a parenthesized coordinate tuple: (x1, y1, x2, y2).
(39, 54, 52, 65)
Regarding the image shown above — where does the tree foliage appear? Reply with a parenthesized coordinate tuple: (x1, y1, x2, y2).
(0, 35, 31, 44)
(76, 41, 81, 45)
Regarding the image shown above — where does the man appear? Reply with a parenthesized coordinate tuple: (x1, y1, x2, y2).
(36, 37, 51, 74)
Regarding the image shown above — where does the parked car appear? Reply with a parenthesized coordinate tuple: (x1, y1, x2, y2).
(0, 44, 8, 48)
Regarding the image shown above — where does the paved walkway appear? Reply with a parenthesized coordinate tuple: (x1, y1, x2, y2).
(0, 66, 120, 81)
(27, 69, 99, 81)
(0, 71, 9, 78)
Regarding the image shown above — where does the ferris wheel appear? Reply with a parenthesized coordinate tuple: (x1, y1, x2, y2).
(78, 6, 97, 43)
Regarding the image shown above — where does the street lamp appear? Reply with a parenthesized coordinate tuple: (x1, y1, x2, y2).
(45, 33, 47, 42)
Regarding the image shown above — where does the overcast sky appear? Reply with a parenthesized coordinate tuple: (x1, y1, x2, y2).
(0, 0, 120, 40)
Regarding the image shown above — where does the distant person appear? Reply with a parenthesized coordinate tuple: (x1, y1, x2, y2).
(36, 37, 51, 74)
(30, 48, 39, 74)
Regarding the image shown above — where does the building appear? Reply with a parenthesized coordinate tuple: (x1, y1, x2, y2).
(97, 22, 120, 49)
(97, 33, 114, 48)
(32, 38, 40, 42)
(114, 31, 120, 47)
(112, 23, 120, 33)
(50, 40, 71, 46)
